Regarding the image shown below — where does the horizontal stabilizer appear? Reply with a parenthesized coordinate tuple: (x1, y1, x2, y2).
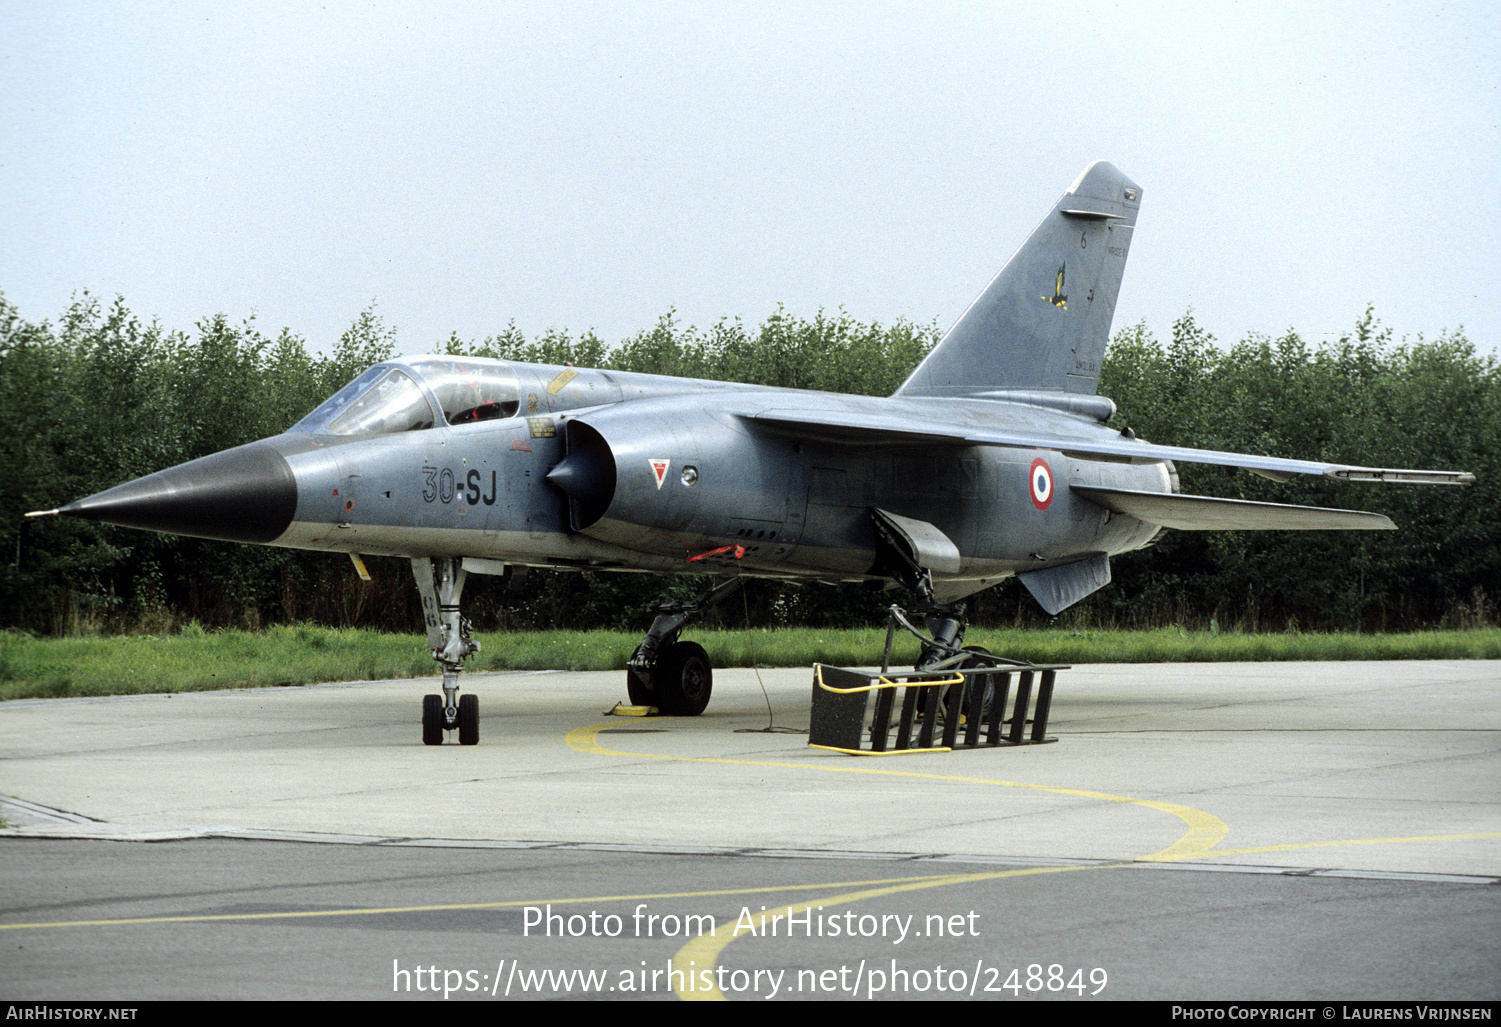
(1072, 486, 1396, 531)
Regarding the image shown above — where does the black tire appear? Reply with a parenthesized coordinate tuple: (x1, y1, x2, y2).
(658, 641, 712, 716)
(959, 647, 995, 721)
(458, 693, 479, 746)
(626, 645, 658, 707)
(422, 694, 444, 746)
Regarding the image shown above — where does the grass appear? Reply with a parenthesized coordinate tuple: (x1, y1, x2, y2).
(0, 624, 1497, 702)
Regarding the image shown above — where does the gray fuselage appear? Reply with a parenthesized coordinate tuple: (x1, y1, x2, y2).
(258, 356, 1167, 602)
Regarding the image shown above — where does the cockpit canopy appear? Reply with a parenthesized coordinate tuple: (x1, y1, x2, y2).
(293, 357, 522, 436)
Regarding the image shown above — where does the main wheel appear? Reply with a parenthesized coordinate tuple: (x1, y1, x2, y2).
(626, 645, 659, 707)
(658, 641, 712, 716)
(422, 694, 444, 746)
(458, 693, 479, 746)
(959, 647, 995, 721)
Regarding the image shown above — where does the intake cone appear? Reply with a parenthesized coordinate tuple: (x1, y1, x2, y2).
(546, 427, 616, 531)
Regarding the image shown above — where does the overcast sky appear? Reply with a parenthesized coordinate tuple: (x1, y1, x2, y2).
(4, 1, 1498, 365)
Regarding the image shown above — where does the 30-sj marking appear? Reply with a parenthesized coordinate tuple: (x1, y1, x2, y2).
(423, 466, 498, 506)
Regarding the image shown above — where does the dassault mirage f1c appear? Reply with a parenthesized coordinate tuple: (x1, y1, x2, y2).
(30, 162, 1474, 744)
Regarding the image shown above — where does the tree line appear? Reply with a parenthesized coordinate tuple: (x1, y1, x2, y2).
(1, 292, 1494, 636)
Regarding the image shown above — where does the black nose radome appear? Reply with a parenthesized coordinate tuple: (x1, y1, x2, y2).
(60, 441, 298, 544)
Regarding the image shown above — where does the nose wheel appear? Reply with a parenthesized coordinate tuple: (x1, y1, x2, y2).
(422, 691, 479, 745)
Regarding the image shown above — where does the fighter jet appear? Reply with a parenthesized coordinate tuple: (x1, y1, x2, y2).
(28, 162, 1473, 744)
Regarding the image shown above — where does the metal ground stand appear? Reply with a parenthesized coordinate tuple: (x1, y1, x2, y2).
(807, 605, 1069, 755)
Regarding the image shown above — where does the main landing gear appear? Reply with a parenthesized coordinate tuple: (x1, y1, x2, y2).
(868, 508, 980, 670)
(625, 576, 742, 715)
(867, 506, 1009, 715)
(412, 556, 481, 745)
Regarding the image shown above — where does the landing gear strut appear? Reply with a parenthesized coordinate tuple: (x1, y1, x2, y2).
(869, 509, 984, 673)
(911, 601, 969, 670)
(626, 576, 741, 715)
(412, 556, 481, 744)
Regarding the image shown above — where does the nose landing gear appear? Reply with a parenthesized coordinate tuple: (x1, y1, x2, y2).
(412, 556, 481, 745)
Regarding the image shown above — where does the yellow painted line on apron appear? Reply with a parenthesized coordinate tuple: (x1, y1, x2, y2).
(568, 721, 1229, 856)
(0, 873, 997, 932)
(571, 721, 1500, 999)
(671, 866, 1081, 1001)
(566, 720, 1227, 1000)
(11, 830, 1486, 934)
(667, 832, 1501, 1000)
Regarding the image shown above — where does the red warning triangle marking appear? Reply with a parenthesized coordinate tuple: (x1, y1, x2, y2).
(649, 459, 671, 490)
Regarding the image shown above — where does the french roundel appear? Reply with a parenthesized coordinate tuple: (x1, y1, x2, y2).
(1029, 457, 1054, 510)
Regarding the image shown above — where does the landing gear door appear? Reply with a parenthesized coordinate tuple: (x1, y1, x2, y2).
(872, 508, 963, 575)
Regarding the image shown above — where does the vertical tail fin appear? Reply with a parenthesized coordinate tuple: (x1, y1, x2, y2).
(896, 161, 1141, 399)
